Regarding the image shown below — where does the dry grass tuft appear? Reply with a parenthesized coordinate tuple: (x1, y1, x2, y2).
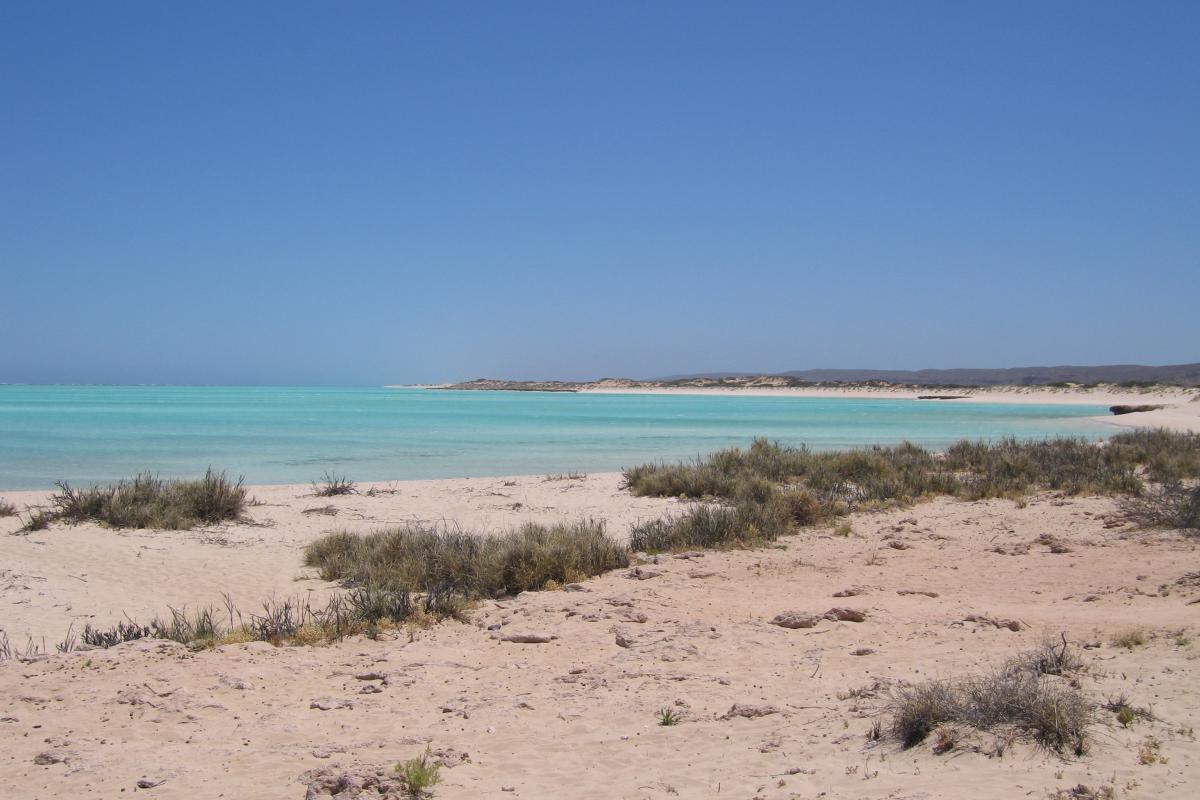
(1122, 481, 1200, 533)
(1110, 629, 1147, 649)
(46, 469, 245, 530)
(305, 519, 627, 598)
(313, 472, 357, 497)
(889, 639, 1090, 754)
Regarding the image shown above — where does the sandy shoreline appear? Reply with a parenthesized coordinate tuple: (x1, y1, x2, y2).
(407, 383, 1200, 432)
(3, 483, 1198, 798)
(0, 473, 678, 644)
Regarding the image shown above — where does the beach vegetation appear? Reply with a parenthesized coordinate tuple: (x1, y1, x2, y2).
(1137, 735, 1167, 765)
(305, 519, 627, 598)
(46, 469, 245, 530)
(629, 497, 791, 553)
(624, 432, 1200, 538)
(889, 640, 1090, 754)
(313, 472, 357, 496)
(656, 707, 683, 726)
(1121, 481, 1200, 533)
(544, 472, 587, 481)
(0, 498, 16, 517)
(19, 509, 53, 532)
(1102, 694, 1153, 728)
(1110, 629, 1147, 649)
(75, 584, 450, 651)
(1046, 785, 1116, 800)
(396, 748, 441, 797)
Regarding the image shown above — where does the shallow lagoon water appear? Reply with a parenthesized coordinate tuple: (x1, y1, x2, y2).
(0, 386, 1111, 489)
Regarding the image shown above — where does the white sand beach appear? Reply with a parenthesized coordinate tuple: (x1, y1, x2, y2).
(2, 479, 1198, 798)
(579, 384, 1200, 432)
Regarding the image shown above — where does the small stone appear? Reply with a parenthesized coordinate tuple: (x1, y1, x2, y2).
(625, 567, 661, 580)
(721, 703, 780, 720)
(430, 747, 470, 767)
(310, 745, 346, 759)
(33, 751, 66, 765)
(310, 697, 354, 711)
(823, 607, 867, 622)
(770, 612, 820, 629)
(219, 675, 254, 690)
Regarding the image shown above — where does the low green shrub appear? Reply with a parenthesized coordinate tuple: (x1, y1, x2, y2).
(396, 748, 441, 797)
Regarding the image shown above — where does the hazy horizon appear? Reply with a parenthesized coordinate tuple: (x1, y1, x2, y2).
(4, 2, 1198, 385)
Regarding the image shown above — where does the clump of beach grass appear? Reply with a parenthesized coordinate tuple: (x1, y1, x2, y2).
(75, 583, 449, 651)
(1110, 629, 1147, 649)
(313, 472, 357, 497)
(629, 495, 791, 553)
(888, 639, 1090, 754)
(304, 519, 627, 598)
(18, 509, 53, 532)
(0, 499, 16, 518)
(656, 707, 683, 726)
(1121, 481, 1200, 533)
(47, 469, 245, 530)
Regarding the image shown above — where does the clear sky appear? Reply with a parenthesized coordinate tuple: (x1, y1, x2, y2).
(2, 1, 1197, 385)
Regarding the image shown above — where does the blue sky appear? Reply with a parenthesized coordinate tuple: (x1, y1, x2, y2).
(2, 1, 1197, 385)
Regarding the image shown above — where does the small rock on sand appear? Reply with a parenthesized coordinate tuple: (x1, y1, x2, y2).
(626, 567, 661, 580)
(823, 607, 867, 622)
(34, 751, 67, 765)
(770, 612, 821, 629)
(721, 703, 781, 720)
(310, 697, 354, 711)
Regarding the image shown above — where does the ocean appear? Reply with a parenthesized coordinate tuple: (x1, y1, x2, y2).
(0, 386, 1113, 490)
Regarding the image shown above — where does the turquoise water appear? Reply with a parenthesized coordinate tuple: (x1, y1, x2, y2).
(0, 386, 1112, 490)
